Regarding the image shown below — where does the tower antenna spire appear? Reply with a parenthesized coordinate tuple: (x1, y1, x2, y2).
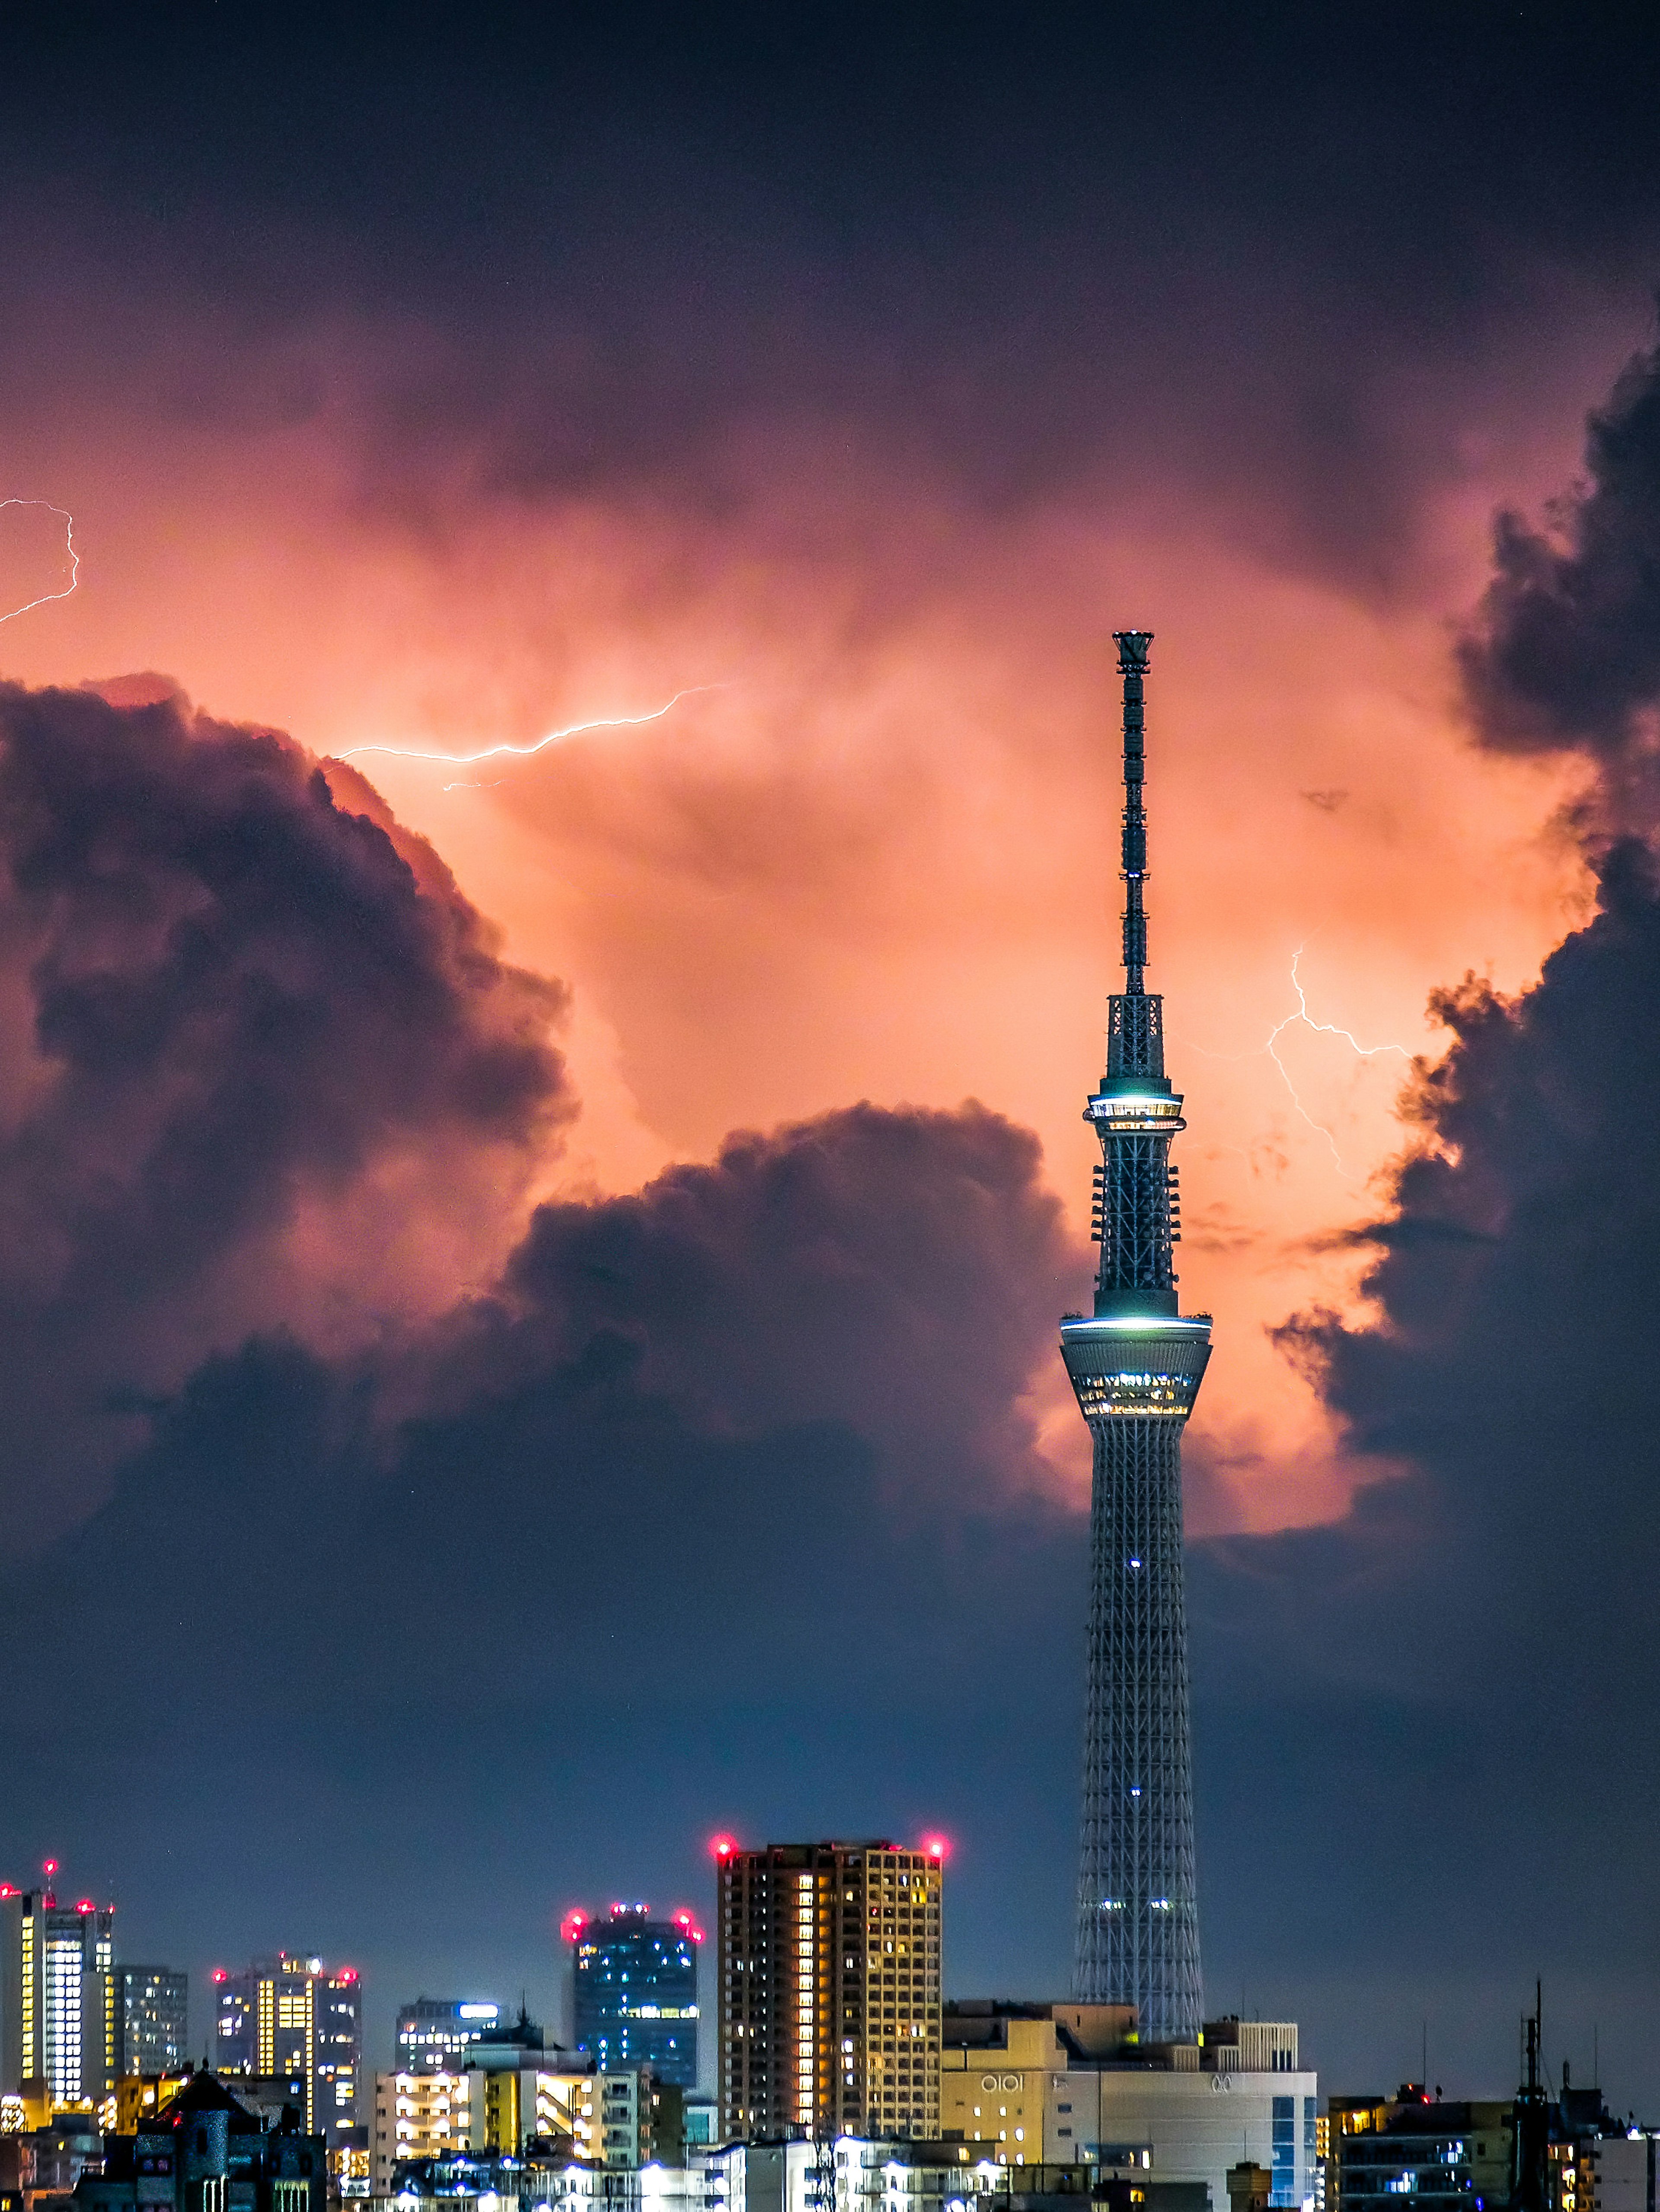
(1062, 622, 1210, 2045)
(1114, 629, 1153, 997)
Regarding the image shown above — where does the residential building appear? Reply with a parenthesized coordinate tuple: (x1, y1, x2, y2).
(394, 2005, 500, 2078)
(0, 2110, 106, 2212)
(0, 1876, 116, 2105)
(718, 1841, 944, 2143)
(567, 1907, 702, 2089)
(1584, 2134, 1658, 2212)
(589, 2074, 682, 2172)
(940, 2002, 1317, 2212)
(213, 1957, 362, 2148)
(371, 2073, 469, 2195)
(457, 2037, 679, 2174)
(460, 2020, 598, 2162)
(114, 1973, 188, 2080)
(372, 2147, 683, 2212)
(69, 2070, 325, 2212)
(1328, 2090, 1513, 2212)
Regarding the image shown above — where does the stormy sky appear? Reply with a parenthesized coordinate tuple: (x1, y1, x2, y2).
(6, 0, 1660, 2116)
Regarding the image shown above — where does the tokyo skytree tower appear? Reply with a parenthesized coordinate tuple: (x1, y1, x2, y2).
(1060, 630, 1210, 2043)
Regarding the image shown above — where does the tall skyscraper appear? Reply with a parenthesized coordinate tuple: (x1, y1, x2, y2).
(1060, 631, 1210, 2043)
(213, 1955, 361, 2146)
(716, 1839, 943, 2143)
(565, 1903, 701, 2089)
(394, 1998, 500, 2075)
(0, 1870, 115, 2103)
(114, 1967, 189, 2077)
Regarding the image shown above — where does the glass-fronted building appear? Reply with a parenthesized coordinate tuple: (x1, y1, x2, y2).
(115, 1967, 189, 2075)
(568, 1904, 701, 2090)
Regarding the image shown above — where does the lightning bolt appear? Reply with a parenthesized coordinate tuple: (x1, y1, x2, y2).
(340, 685, 721, 769)
(0, 500, 80, 624)
(1263, 948, 1411, 1174)
(1185, 947, 1411, 1178)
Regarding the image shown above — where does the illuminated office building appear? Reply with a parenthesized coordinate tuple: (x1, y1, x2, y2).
(114, 1967, 188, 2078)
(717, 1839, 944, 2143)
(394, 2001, 500, 2075)
(1061, 632, 1210, 2041)
(565, 1904, 702, 2089)
(213, 1954, 361, 2146)
(0, 1870, 115, 2104)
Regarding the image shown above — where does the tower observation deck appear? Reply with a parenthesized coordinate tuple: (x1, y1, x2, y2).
(1060, 629, 1210, 2043)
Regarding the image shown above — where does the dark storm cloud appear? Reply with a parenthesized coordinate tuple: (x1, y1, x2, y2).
(1459, 335, 1660, 768)
(1181, 839, 1660, 2094)
(0, 1099, 1086, 2017)
(0, 680, 569, 1538)
(6, 6, 1660, 597)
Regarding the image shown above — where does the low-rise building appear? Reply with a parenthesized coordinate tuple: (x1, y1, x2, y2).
(372, 2076, 468, 2195)
(70, 2071, 326, 2212)
(941, 2003, 1317, 2212)
(1328, 2090, 1512, 2212)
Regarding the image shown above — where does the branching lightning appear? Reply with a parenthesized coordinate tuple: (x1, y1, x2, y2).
(0, 500, 80, 625)
(1262, 949, 1411, 1173)
(341, 685, 721, 771)
(1186, 947, 1411, 1177)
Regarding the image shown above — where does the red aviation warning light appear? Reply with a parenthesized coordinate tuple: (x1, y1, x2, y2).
(560, 1909, 590, 1944)
(709, 1834, 737, 1862)
(75, 1899, 95, 1914)
(672, 1910, 706, 1944)
(212, 1970, 227, 1985)
(922, 1836, 950, 1863)
(42, 1860, 58, 1876)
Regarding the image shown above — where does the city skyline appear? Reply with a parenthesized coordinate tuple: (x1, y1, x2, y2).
(6, 0, 1660, 2127)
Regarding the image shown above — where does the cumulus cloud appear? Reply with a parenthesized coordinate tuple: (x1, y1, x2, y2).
(1459, 333, 1660, 786)
(0, 1096, 1088, 2001)
(0, 679, 572, 1539)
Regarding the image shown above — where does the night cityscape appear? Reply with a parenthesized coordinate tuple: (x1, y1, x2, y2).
(6, 9, 1660, 2212)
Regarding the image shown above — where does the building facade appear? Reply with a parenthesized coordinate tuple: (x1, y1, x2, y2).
(718, 1841, 943, 2143)
(940, 2002, 1317, 2212)
(1329, 2092, 1514, 2212)
(1061, 631, 1209, 2042)
(213, 1957, 362, 2147)
(568, 1907, 702, 2090)
(70, 2069, 326, 2212)
(372, 2072, 470, 2193)
(115, 1972, 189, 2080)
(0, 1877, 116, 2105)
(394, 2004, 500, 2077)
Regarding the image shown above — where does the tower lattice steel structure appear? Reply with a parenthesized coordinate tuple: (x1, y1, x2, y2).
(1061, 628, 1210, 2043)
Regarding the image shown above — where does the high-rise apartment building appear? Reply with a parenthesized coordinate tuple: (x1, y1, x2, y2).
(0, 1871, 115, 2104)
(394, 2000, 500, 2075)
(566, 1903, 702, 2088)
(717, 1839, 943, 2143)
(213, 1954, 361, 2147)
(1061, 631, 1210, 2042)
(114, 1968, 189, 2077)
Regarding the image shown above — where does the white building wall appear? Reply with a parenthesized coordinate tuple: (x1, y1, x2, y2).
(1047, 2066, 1318, 2212)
